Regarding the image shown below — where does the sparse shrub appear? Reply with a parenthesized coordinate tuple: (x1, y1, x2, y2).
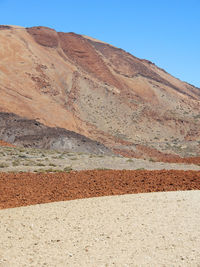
(52, 156, 58, 159)
(18, 155, 27, 158)
(67, 153, 74, 156)
(0, 163, 9, 168)
(12, 160, 20, 166)
(64, 166, 73, 172)
(23, 162, 32, 166)
(22, 160, 37, 166)
(49, 163, 56, 167)
(194, 114, 200, 119)
(34, 169, 45, 173)
(36, 163, 46, 167)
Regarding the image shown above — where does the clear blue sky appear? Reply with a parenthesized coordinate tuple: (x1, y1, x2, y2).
(1, 0, 200, 87)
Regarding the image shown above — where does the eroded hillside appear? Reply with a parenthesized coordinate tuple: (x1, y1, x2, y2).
(0, 25, 200, 158)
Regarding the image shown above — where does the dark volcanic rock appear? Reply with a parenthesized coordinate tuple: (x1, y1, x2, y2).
(0, 112, 112, 155)
(0, 25, 12, 30)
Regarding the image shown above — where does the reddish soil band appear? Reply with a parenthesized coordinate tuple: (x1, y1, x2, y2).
(0, 140, 15, 147)
(113, 148, 200, 165)
(0, 170, 200, 209)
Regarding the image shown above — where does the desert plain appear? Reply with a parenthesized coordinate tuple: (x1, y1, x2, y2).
(0, 143, 200, 266)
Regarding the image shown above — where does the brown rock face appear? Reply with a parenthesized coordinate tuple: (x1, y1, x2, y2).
(27, 26, 59, 48)
(0, 25, 199, 158)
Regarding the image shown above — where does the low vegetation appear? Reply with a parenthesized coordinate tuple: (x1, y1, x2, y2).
(0, 145, 199, 173)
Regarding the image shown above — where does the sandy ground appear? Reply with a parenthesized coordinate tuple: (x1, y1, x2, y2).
(0, 190, 200, 266)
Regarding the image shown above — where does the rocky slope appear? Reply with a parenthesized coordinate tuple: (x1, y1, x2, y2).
(0, 25, 199, 158)
(0, 112, 111, 154)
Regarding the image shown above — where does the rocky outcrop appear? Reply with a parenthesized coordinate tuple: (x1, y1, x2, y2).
(0, 113, 111, 154)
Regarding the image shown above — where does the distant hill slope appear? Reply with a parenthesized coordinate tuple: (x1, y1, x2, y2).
(0, 25, 199, 158)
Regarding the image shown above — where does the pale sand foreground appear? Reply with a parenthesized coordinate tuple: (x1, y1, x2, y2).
(0, 191, 200, 266)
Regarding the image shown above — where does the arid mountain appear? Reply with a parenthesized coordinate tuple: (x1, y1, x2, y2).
(0, 25, 200, 159)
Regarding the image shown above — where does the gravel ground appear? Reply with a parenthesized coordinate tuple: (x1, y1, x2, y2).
(0, 190, 200, 266)
(1, 170, 200, 209)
